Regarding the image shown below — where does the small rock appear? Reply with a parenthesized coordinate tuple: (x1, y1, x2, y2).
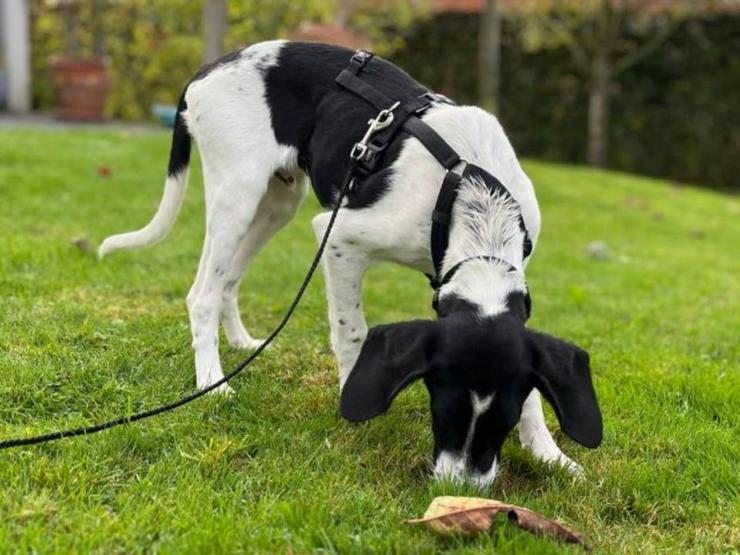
(71, 236, 93, 254)
(585, 241, 611, 261)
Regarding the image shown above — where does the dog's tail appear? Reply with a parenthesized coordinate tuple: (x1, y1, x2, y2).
(98, 91, 191, 259)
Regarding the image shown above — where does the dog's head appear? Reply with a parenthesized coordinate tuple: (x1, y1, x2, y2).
(340, 293, 602, 486)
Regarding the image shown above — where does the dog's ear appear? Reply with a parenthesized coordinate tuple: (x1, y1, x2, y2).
(340, 320, 440, 423)
(526, 330, 603, 448)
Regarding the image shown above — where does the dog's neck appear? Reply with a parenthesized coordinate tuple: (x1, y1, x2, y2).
(439, 177, 529, 318)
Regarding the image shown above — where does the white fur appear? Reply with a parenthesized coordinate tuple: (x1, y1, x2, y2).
(99, 40, 576, 482)
(519, 390, 584, 477)
(465, 392, 494, 455)
(433, 391, 498, 488)
(98, 170, 189, 258)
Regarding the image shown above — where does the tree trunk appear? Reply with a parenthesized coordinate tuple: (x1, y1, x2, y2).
(335, 0, 357, 27)
(478, 0, 501, 114)
(91, 0, 105, 58)
(587, 57, 611, 167)
(203, 0, 228, 64)
(59, 2, 79, 58)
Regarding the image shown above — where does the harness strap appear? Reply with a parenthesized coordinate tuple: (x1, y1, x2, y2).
(335, 69, 388, 111)
(430, 168, 463, 277)
(403, 116, 461, 170)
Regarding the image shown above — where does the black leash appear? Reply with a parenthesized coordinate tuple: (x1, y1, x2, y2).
(0, 169, 356, 450)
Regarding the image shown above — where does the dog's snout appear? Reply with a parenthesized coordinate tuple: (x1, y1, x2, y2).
(433, 451, 498, 488)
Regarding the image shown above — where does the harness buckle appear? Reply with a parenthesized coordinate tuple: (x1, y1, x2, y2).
(350, 49, 374, 68)
(414, 92, 436, 114)
(350, 101, 400, 163)
(414, 92, 456, 115)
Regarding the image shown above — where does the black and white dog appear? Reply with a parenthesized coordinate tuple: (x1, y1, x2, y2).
(99, 41, 602, 486)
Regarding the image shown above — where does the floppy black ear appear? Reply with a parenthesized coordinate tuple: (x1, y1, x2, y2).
(340, 320, 440, 423)
(526, 330, 603, 448)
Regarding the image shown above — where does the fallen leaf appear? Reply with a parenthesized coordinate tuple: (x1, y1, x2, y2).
(406, 496, 589, 550)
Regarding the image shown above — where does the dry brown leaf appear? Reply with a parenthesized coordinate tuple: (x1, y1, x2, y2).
(406, 496, 590, 550)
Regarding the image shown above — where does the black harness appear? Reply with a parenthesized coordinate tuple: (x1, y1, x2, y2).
(336, 50, 532, 312)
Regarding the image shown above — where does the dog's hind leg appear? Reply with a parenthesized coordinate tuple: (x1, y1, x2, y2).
(220, 172, 307, 349)
(518, 390, 583, 476)
(187, 161, 273, 394)
(182, 47, 300, 392)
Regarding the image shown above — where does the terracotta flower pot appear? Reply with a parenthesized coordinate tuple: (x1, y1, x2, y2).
(51, 57, 110, 121)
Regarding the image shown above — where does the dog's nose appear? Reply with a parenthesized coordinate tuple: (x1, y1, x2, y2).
(433, 451, 498, 488)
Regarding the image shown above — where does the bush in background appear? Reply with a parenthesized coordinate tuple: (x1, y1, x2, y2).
(391, 10, 739, 190)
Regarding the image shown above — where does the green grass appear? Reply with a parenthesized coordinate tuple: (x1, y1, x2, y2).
(0, 128, 738, 554)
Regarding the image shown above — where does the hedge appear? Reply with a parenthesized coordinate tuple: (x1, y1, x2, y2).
(391, 12, 739, 190)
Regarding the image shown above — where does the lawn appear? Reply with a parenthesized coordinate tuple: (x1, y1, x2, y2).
(0, 128, 737, 553)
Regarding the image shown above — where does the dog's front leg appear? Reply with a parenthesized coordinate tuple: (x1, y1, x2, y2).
(312, 212, 369, 388)
(518, 390, 584, 476)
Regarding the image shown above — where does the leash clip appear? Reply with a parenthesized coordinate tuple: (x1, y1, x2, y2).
(350, 101, 400, 162)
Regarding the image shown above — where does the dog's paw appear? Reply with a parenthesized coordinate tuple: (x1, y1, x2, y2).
(555, 454, 585, 479)
(521, 436, 585, 479)
(535, 450, 584, 479)
(197, 376, 235, 396)
(227, 335, 266, 350)
(210, 382, 235, 396)
(223, 324, 266, 350)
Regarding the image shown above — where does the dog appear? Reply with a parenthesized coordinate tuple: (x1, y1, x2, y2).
(99, 40, 602, 486)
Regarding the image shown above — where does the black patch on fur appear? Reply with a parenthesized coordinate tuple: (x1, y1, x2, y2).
(167, 91, 191, 178)
(505, 290, 532, 322)
(263, 42, 430, 209)
(435, 294, 479, 319)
